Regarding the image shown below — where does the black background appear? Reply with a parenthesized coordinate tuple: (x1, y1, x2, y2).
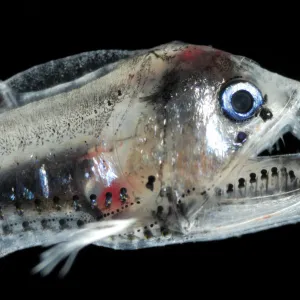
(0, 3, 299, 290)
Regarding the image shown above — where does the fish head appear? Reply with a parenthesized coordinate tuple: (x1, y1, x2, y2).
(103, 42, 300, 240)
(154, 45, 299, 190)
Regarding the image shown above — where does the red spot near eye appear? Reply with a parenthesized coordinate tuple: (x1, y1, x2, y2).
(97, 180, 131, 212)
(215, 50, 223, 56)
(179, 47, 205, 62)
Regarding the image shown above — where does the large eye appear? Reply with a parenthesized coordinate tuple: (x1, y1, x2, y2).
(219, 80, 264, 121)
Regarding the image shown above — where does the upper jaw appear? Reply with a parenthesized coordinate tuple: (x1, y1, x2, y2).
(249, 108, 300, 160)
(254, 125, 300, 159)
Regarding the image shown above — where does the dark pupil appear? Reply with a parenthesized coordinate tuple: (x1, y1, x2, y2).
(231, 90, 254, 113)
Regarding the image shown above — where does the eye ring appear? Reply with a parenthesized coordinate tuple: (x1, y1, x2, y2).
(219, 79, 264, 121)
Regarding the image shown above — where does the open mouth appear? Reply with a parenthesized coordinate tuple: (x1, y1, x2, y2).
(258, 131, 300, 157)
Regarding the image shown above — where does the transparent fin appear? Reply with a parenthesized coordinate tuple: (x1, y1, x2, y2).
(2, 48, 146, 109)
(0, 81, 18, 113)
(5, 49, 143, 93)
(31, 218, 136, 277)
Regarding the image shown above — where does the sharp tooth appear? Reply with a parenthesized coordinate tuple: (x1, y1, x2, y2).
(281, 135, 286, 147)
(276, 140, 280, 152)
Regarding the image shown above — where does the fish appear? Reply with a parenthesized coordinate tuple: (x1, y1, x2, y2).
(0, 41, 299, 277)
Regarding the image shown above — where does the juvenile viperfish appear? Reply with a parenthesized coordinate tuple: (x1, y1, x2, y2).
(0, 41, 299, 276)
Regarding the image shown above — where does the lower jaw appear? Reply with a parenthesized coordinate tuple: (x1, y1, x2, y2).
(217, 154, 300, 201)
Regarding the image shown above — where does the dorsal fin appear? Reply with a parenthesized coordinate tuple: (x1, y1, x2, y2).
(0, 49, 144, 111)
(5, 49, 142, 93)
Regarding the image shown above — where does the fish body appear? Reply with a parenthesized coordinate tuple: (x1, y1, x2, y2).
(0, 41, 299, 275)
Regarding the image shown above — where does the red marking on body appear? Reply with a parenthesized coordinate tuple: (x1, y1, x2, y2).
(215, 50, 223, 56)
(97, 180, 133, 212)
(79, 145, 139, 215)
(179, 47, 205, 62)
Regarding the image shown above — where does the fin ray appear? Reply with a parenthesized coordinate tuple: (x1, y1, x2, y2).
(32, 218, 136, 277)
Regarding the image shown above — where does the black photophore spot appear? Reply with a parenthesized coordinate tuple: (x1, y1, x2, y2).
(289, 170, 296, 180)
(22, 221, 29, 229)
(157, 206, 163, 215)
(236, 131, 247, 143)
(271, 167, 278, 176)
(160, 226, 169, 236)
(238, 178, 245, 188)
(106, 192, 112, 198)
(144, 229, 152, 239)
(59, 219, 66, 226)
(41, 219, 47, 227)
(120, 187, 127, 193)
(90, 194, 97, 204)
(120, 187, 128, 202)
(105, 192, 112, 207)
(250, 173, 257, 183)
(260, 107, 273, 121)
(77, 220, 84, 227)
(146, 175, 156, 191)
(226, 184, 233, 193)
(261, 169, 268, 180)
(73, 195, 80, 211)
